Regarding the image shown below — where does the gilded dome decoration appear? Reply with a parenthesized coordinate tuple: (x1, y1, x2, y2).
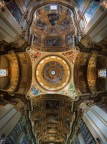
(35, 56, 71, 91)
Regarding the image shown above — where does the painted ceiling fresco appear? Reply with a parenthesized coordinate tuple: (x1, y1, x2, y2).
(26, 1, 104, 100)
(30, 4, 75, 51)
(26, 49, 78, 100)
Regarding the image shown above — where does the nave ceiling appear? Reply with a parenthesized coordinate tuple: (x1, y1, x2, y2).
(0, 0, 107, 144)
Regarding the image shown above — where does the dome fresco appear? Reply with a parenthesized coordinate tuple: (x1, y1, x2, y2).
(35, 55, 71, 91)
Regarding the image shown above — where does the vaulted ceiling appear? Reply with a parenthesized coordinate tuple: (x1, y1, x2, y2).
(0, 0, 107, 144)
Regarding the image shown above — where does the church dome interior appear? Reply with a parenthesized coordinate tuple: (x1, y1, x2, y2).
(0, 0, 107, 144)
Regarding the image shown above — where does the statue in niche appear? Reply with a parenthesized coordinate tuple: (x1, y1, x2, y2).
(46, 37, 61, 46)
(48, 13, 60, 26)
(36, 20, 47, 31)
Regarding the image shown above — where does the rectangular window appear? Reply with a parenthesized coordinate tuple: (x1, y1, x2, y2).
(50, 5, 58, 10)
(98, 69, 106, 78)
(84, 0, 99, 24)
(0, 69, 8, 77)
